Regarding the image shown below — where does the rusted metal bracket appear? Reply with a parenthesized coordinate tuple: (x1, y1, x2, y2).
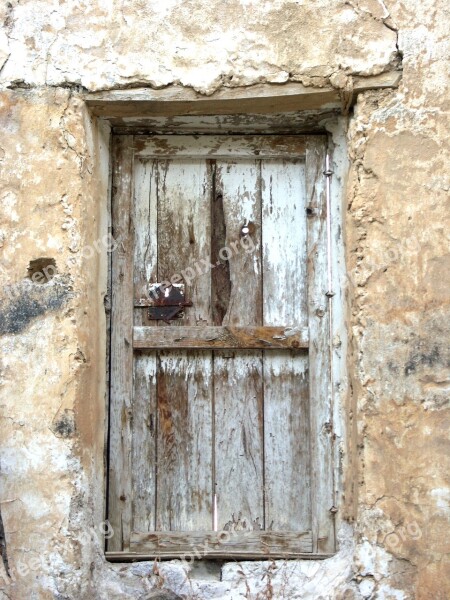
(135, 283, 192, 324)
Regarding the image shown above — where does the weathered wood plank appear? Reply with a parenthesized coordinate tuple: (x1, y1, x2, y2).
(108, 135, 134, 551)
(213, 160, 264, 532)
(261, 158, 311, 533)
(131, 157, 158, 535)
(135, 136, 307, 159)
(131, 352, 157, 533)
(133, 325, 309, 349)
(156, 351, 213, 531)
(306, 137, 335, 553)
(133, 158, 158, 305)
(85, 82, 339, 116)
(111, 111, 340, 135)
(107, 550, 335, 561)
(156, 159, 213, 531)
(156, 159, 211, 322)
(263, 352, 310, 531)
(86, 73, 401, 120)
(214, 353, 264, 532)
(216, 160, 262, 326)
(261, 159, 308, 327)
(129, 530, 313, 556)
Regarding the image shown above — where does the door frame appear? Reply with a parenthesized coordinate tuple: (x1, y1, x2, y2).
(84, 82, 354, 562)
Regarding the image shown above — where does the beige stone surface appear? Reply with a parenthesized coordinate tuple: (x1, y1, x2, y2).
(0, 0, 449, 599)
(0, 87, 109, 598)
(0, 0, 398, 93)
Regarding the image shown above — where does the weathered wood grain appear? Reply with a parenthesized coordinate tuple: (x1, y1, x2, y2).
(131, 352, 157, 533)
(131, 156, 158, 536)
(155, 160, 214, 531)
(108, 135, 134, 551)
(107, 550, 336, 561)
(133, 325, 309, 349)
(214, 353, 264, 532)
(263, 351, 310, 531)
(86, 73, 402, 120)
(261, 159, 308, 327)
(156, 159, 211, 321)
(133, 158, 158, 306)
(86, 82, 339, 117)
(261, 158, 312, 533)
(135, 136, 308, 159)
(213, 160, 265, 531)
(215, 160, 262, 326)
(306, 137, 335, 553)
(111, 111, 340, 136)
(156, 351, 213, 531)
(129, 530, 313, 557)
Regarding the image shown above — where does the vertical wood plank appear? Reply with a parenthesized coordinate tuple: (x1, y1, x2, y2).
(156, 159, 214, 531)
(214, 353, 264, 531)
(215, 161, 262, 326)
(157, 159, 211, 323)
(131, 158, 158, 534)
(213, 161, 264, 532)
(108, 135, 134, 551)
(306, 137, 335, 553)
(261, 158, 311, 533)
(156, 351, 213, 530)
(261, 159, 308, 328)
(133, 158, 158, 305)
(131, 352, 157, 533)
(263, 351, 310, 531)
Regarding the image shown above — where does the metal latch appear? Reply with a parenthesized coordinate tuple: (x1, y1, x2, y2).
(135, 283, 192, 324)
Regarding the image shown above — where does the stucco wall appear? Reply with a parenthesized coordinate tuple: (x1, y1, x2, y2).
(0, 1, 448, 599)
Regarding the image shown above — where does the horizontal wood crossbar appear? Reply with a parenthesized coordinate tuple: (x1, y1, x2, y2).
(126, 530, 313, 558)
(133, 326, 309, 350)
(133, 134, 309, 159)
(106, 551, 333, 561)
(107, 552, 333, 561)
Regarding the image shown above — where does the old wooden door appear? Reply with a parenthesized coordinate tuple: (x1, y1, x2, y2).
(108, 135, 335, 559)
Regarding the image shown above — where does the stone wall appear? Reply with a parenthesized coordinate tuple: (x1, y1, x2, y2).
(0, 1, 448, 599)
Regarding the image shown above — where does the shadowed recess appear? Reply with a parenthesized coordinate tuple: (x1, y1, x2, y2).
(0, 507, 9, 578)
(27, 257, 58, 284)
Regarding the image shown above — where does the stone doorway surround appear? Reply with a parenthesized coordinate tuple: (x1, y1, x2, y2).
(68, 72, 400, 596)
